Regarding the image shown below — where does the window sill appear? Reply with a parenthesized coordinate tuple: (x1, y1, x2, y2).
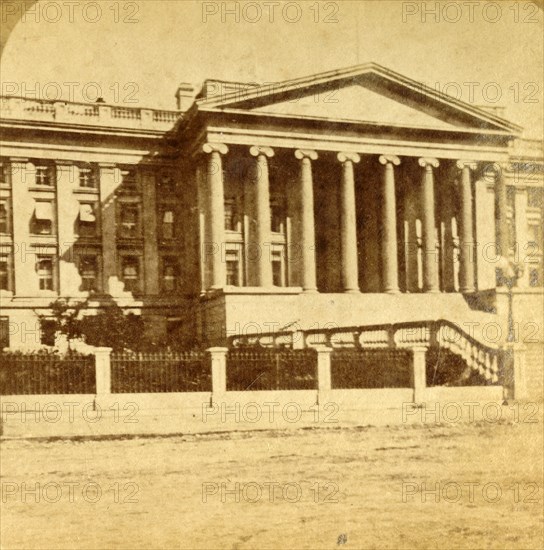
(74, 188, 99, 195)
(117, 237, 144, 243)
(29, 234, 57, 240)
(28, 186, 55, 192)
(36, 290, 58, 297)
(75, 235, 100, 241)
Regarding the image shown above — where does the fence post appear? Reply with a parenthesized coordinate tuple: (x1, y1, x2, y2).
(292, 330, 305, 350)
(315, 346, 332, 392)
(208, 347, 228, 397)
(504, 343, 527, 400)
(410, 346, 427, 403)
(94, 347, 112, 395)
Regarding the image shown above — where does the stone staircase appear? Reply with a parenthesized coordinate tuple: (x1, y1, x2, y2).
(231, 319, 504, 386)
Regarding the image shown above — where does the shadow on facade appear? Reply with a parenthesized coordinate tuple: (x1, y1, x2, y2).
(52, 140, 201, 350)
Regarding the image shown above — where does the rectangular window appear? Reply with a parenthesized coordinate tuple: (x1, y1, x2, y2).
(527, 187, 543, 288)
(32, 201, 54, 235)
(272, 250, 286, 287)
(528, 223, 542, 248)
(0, 317, 9, 349)
(79, 256, 98, 292)
(159, 174, 175, 193)
(120, 168, 137, 188)
(119, 204, 139, 238)
(162, 210, 174, 239)
(226, 252, 240, 286)
(78, 203, 97, 237)
(224, 199, 240, 232)
(37, 257, 54, 291)
(35, 166, 52, 187)
(162, 257, 178, 293)
(78, 166, 96, 189)
(0, 201, 8, 233)
(121, 256, 140, 293)
(270, 198, 286, 234)
(0, 257, 9, 291)
(505, 186, 516, 253)
(40, 319, 56, 346)
(528, 188, 543, 209)
(0, 162, 6, 186)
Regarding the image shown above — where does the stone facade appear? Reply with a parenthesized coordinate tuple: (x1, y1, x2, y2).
(0, 63, 542, 351)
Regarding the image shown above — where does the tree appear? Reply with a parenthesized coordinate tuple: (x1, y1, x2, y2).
(40, 298, 148, 352)
(79, 305, 146, 352)
(38, 299, 86, 349)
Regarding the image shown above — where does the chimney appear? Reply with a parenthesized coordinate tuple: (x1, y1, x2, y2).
(175, 83, 196, 111)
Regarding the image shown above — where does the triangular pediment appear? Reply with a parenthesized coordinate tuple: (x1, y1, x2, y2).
(197, 63, 521, 134)
(250, 83, 462, 130)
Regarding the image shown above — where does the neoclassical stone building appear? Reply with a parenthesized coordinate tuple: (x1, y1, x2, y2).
(0, 63, 542, 357)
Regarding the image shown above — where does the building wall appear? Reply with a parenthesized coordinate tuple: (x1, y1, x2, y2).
(0, 152, 196, 349)
(0, 99, 542, 353)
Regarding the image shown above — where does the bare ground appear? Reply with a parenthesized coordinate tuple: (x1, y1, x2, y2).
(1, 421, 543, 550)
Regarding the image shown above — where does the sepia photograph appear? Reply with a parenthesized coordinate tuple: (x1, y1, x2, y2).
(0, 1, 543, 548)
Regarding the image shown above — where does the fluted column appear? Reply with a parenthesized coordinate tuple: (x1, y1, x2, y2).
(456, 161, 477, 293)
(203, 143, 228, 289)
(419, 157, 440, 293)
(379, 155, 401, 293)
(337, 152, 361, 293)
(249, 146, 274, 287)
(295, 149, 318, 292)
(495, 163, 509, 259)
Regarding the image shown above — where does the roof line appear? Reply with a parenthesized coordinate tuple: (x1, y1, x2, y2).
(198, 106, 516, 137)
(197, 62, 521, 134)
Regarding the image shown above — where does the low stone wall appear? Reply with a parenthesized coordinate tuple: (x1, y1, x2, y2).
(0, 385, 524, 439)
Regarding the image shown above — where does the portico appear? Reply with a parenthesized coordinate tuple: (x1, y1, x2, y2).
(177, 63, 522, 345)
(197, 142, 507, 296)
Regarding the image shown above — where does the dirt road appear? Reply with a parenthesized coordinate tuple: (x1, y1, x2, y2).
(1, 421, 542, 549)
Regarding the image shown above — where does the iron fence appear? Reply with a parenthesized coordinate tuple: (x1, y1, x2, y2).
(330, 349, 412, 389)
(227, 348, 317, 391)
(111, 351, 210, 393)
(0, 351, 95, 395)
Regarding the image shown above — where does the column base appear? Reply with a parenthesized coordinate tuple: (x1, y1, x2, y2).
(383, 288, 401, 294)
(207, 285, 225, 293)
(460, 287, 476, 294)
(343, 288, 361, 294)
(423, 289, 441, 294)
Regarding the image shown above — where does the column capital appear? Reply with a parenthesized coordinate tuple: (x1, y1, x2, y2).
(9, 157, 29, 165)
(418, 157, 439, 169)
(379, 155, 400, 166)
(249, 145, 274, 158)
(203, 142, 229, 155)
(337, 152, 360, 164)
(295, 149, 318, 161)
(98, 163, 117, 176)
(55, 160, 75, 171)
(483, 161, 508, 178)
(456, 160, 478, 171)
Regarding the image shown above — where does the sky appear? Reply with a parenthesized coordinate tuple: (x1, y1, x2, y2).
(1, 0, 543, 138)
